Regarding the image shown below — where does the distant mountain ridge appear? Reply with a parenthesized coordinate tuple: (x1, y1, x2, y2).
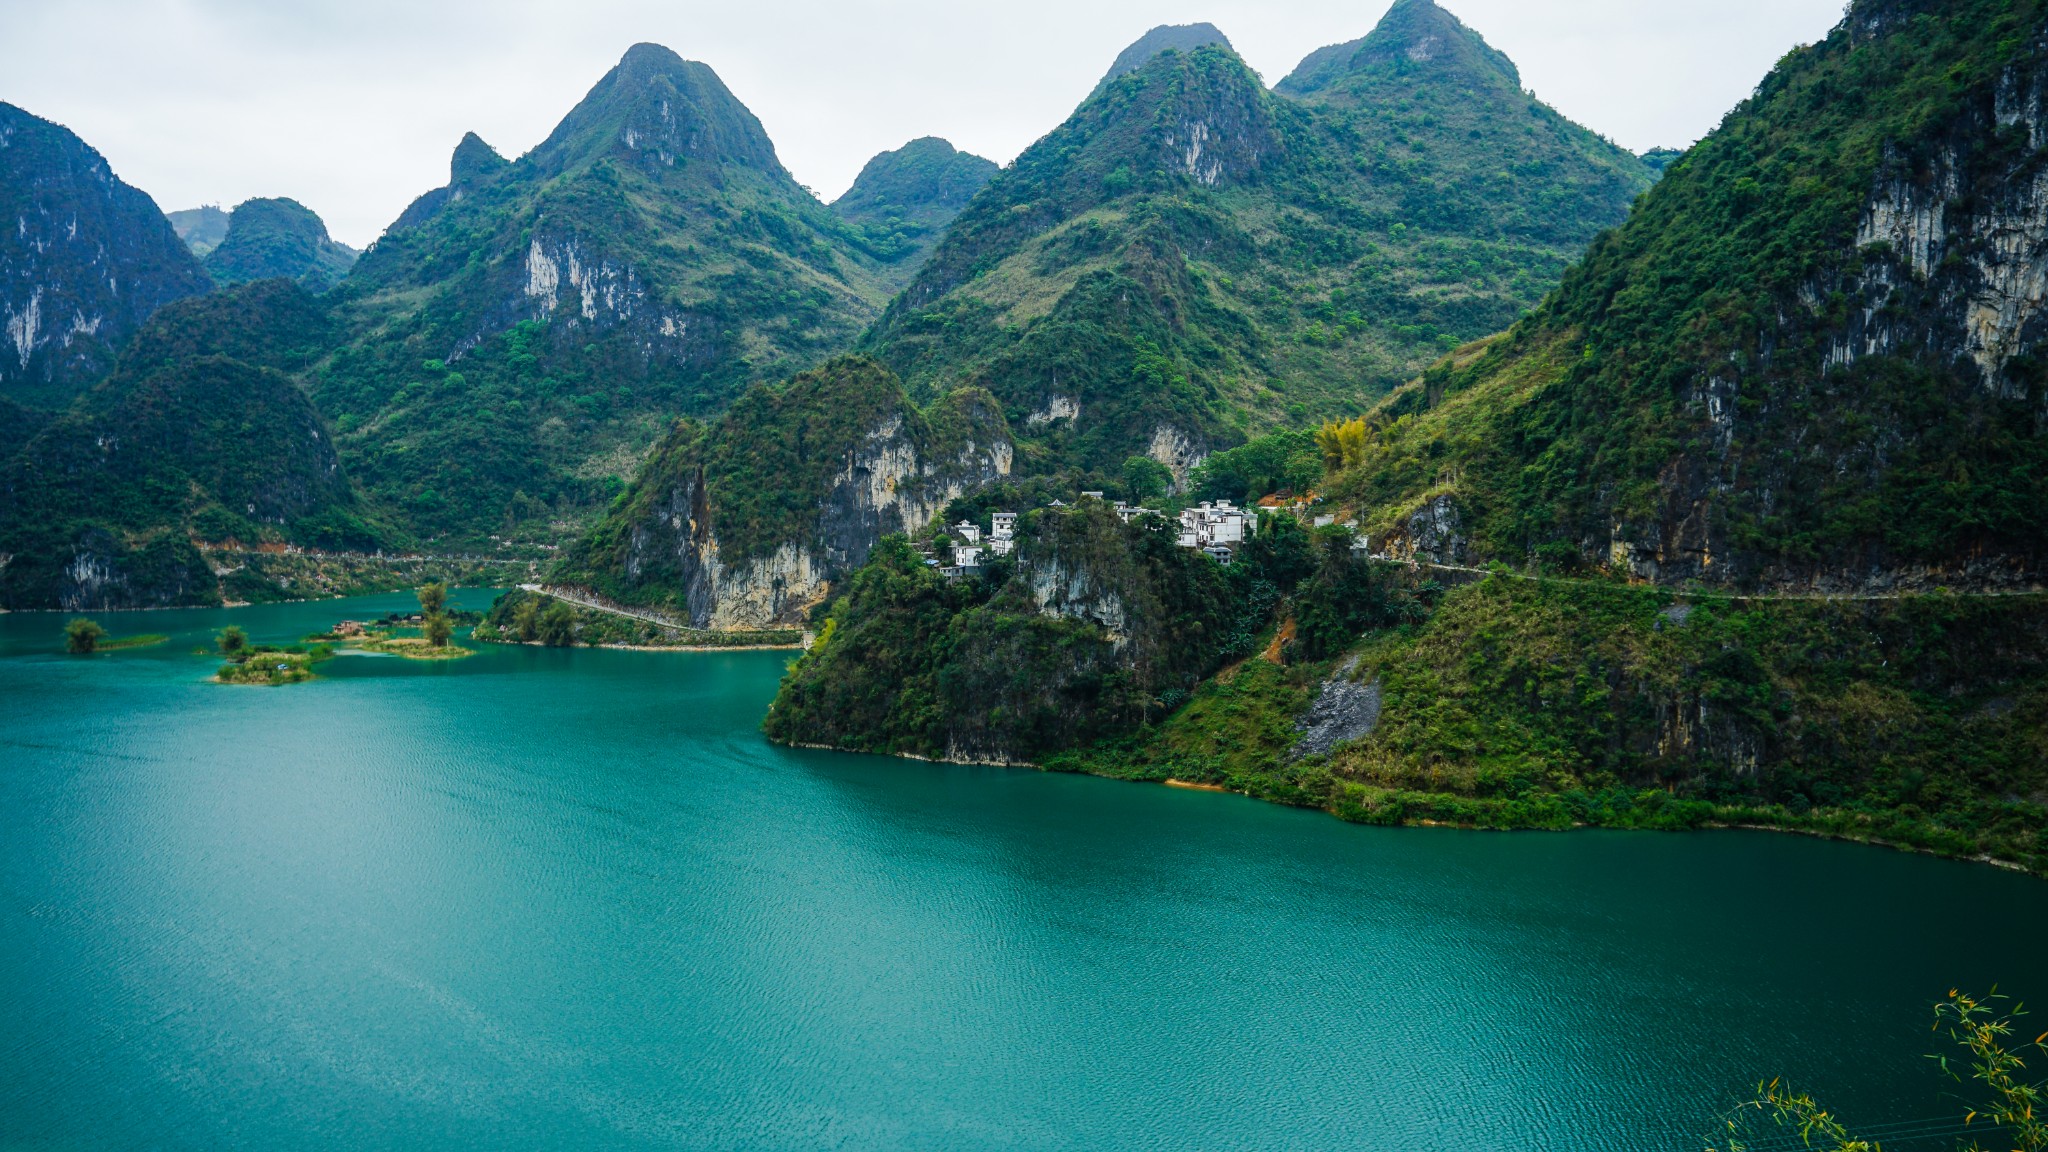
(1275, 0, 1519, 99)
(863, 2, 1650, 472)
(204, 198, 359, 292)
(0, 102, 212, 408)
(569, 7, 1655, 627)
(167, 205, 231, 256)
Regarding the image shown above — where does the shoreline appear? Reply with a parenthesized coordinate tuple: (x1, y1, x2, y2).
(1, 588, 507, 615)
(764, 737, 2041, 878)
(477, 639, 802, 653)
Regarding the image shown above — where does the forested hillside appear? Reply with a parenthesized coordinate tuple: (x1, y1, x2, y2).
(561, 356, 1013, 627)
(203, 198, 359, 292)
(862, 1, 1651, 481)
(767, 0, 2048, 875)
(1327, 0, 2048, 592)
(830, 138, 998, 288)
(0, 281, 376, 609)
(304, 44, 911, 544)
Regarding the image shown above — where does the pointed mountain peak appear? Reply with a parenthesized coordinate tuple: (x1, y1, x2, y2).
(1097, 24, 1235, 93)
(450, 132, 507, 187)
(1277, 0, 1520, 101)
(526, 43, 787, 180)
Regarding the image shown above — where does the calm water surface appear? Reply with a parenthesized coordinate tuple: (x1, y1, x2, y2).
(2, 592, 2043, 1151)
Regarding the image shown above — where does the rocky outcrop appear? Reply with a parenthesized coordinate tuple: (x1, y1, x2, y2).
(623, 424, 1011, 628)
(1292, 657, 1382, 760)
(0, 103, 212, 407)
(1146, 425, 1206, 491)
(1373, 494, 1468, 566)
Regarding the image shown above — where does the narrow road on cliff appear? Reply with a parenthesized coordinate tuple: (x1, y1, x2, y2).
(1394, 560, 2042, 602)
(518, 585, 694, 630)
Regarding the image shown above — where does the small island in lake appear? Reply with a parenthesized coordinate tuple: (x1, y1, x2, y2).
(214, 584, 475, 683)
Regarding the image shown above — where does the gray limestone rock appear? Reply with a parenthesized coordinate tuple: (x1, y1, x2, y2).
(1291, 657, 1383, 760)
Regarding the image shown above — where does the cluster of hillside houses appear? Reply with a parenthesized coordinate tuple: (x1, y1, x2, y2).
(923, 493, 1260, 576)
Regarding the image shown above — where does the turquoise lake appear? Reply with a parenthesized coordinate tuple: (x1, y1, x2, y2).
(2, 591, 2043, 1150)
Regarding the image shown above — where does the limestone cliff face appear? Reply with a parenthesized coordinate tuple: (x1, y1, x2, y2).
(1531, 11, 2048, 593)
(569, 359, 1014, 628)
(1636, 43, 2048, 591)
(507, 232, 711, 370)
(1838, 63, 2048, 397)
(0, 103, 211, 407)
(624, 410, 1011, 628)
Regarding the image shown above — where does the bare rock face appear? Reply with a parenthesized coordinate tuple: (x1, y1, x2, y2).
(0, 103, 211, 407)
(1374, 495, 1468, 567)
(1836, 64, 2048, 398)
(1292, 657, 1382, 760)
(626, 414, 1012, 629)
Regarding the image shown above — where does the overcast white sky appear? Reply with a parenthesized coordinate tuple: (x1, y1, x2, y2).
(3, 0, 1847, 248)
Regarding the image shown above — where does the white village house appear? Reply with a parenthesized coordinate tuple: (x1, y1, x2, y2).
(940, 495, 1257, 577)
(1178, 501, 1250, 556)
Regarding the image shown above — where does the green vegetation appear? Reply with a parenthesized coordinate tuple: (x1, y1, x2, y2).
(10, 18, 1660, 611)
(765, 501, 1411, 762)
(423, 613, 454, 648)
(357, 636, 474, 661)
(1710, 990, 2048, 1151)
(863, 4, 1651, 483)
(64, 619, 105, 654)
(215, 641, 335, 685)
(560, 356, 1009, 614)
(209, 549, 540, 605)
(0, 280, 383, 610)
(1056, 575, 2048, 873)
(1323, 0, 2048, 586)
(777, 502, 2047, 872)
(217, 626, 249, 658)
(1189, 428, 1322, 503)
(417, 582, 454, 647)
(309, 45, 914, 546)
(830, 138, 998, 283)
(97, 633, 169, 652)
(569, 7, 1655, 619)
(475, 588, 801, 648)
(202, 198, 359, 292)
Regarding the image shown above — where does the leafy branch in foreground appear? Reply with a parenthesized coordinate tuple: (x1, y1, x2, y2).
(1710, 1080, 1876, 1152)
(1709, 991, 2047, 1152)
(1934, 990, 2048, 1152)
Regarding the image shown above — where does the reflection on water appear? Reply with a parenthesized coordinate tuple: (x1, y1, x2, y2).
(1, 593, 2043, 1150)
